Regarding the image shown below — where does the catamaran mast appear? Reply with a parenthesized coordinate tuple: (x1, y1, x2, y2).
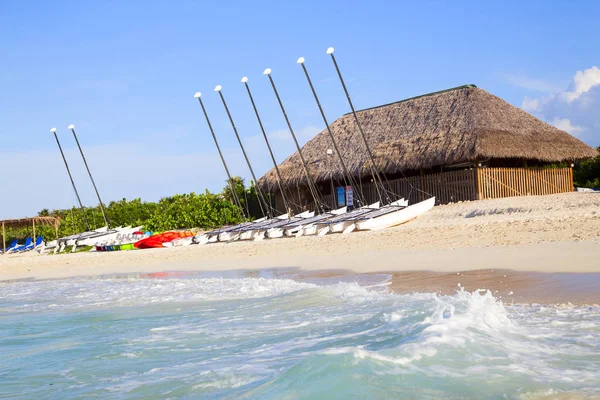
(325, 47, 390, 205)
(241, 76, 291, 215)
(214, 85, 271, 219)
(68, 124, 110, 228)
(50, 127, 90, 231)
(263, 68, 326, 214)
(194, 92, 246, 218)
(296, 57, 366, 208)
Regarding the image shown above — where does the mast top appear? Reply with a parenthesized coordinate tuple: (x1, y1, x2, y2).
(50, 127, 57, 133)
(296, 57, 305, 64)
(326, 47, 335, 54)
(68, 124, 75, 130)
(214, 85, 222, 92)
(241, 76, 248, 83)
(263, 68, 272, 75)
(194, 92, 202, 98)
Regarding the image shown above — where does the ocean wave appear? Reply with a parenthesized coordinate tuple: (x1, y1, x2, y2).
(1, 275, 598, 398)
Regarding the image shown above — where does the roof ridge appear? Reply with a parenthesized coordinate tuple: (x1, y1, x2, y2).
(345, 84, 478, 115)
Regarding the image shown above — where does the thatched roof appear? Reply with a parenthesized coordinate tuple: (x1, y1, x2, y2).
(260, 85, 598, 189)
(1, 216, 60, 228)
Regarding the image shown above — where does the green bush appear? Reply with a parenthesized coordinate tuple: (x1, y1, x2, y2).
(1, 178, 262, 244)
(574, 146, 600, 189)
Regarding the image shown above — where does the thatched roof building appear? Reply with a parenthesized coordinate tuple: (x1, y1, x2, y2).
(260, 85, 597, 190)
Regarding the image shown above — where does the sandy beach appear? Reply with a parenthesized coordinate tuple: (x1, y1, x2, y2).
(2, 192, 599, 303)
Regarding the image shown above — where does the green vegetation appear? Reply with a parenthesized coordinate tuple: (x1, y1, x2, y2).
(2, 177, 261, 244)
(573, 146, 600, 189)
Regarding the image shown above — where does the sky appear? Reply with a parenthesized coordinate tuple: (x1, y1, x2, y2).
(1, 0, 599, 219)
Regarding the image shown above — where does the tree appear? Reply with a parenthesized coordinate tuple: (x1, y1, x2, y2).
(221, 177, 265, 219)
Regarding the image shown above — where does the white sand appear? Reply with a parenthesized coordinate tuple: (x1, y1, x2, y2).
(1, 192, 599, 281)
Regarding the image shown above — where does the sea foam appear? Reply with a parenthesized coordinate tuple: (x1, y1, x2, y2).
(0, 275, 598, 399)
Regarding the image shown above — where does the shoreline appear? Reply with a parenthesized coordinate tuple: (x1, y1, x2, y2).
(1, 240, 599, 305)
(1, 193, 599, 304)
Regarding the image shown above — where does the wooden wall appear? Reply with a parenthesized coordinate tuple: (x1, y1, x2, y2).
(477, 167, 573, 200)
(276, 167, 574, 211)
(332, 167, 573, 206)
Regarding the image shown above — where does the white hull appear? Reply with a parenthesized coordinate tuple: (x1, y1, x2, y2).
(354, 197, 435, 231)
(254, 211, 315, 241)
(82, 226, 143, 247)
(239, 230, 256, 241)
(330, 220, 353, 233)
(301, 225, 318, 236)
(218, 231, 236, 241)
(168, 237, 195, 247)
(215, 212, 294, 242)
(267, 228, 285, 238)
(309, 202, 382, 237)
(284, 206, 347, 237)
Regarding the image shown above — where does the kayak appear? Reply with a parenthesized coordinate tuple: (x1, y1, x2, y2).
(134, 231, 195, 249)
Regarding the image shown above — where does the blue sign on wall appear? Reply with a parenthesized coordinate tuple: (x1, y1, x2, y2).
(337, 187, 345, 207)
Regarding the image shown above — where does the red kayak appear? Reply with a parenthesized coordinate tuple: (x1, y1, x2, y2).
(134, 231, 194, 249)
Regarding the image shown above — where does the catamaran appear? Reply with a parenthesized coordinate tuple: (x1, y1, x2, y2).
(293, 50, 435, 237)
(323, 47, 436, 232)
(48, 125, 134, 253)
(265, 206, 348, 238)
(351, 197, 435, 232)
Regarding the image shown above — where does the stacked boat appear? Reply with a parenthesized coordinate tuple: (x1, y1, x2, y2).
(45, 46, 435, 253)
(181, 46, 435, 246)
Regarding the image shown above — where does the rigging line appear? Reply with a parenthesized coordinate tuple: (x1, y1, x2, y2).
(50, 128, 90, 231)
(194, 93, 246, 219)
(69, 125, 110, 228)
(215, 86, 270, 219)
(264, 69, 328, 213)
(326, 48, 390, 205)
(297, 57, 366, 207)
(241, 77, 291, 217)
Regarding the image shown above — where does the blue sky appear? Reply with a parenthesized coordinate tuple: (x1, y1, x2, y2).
(1, 0, 599, 219)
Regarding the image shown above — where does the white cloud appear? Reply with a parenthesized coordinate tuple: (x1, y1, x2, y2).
(519, 66, 600, 147)
(551, 117, 584, 136)
(563, 66, 600, 103)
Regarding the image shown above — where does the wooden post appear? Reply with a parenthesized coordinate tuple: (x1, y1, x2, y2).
(2, 221, 5, 255)
(569, 166, 574, 192)
(32, 219, 36, 248)
(476, 167, 482, 200)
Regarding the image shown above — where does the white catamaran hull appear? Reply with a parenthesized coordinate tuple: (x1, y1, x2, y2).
(280, 206, 348, 237)
(83, 226, 143, 247)
(309, 201, 382, 236)
(353, 197, 435, 232)
(213, 213, 293, 243)
(254, 211, 315, 241)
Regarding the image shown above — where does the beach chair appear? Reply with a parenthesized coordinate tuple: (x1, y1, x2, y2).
(19, 237, 43, 252)
(33, 236, 44, 252)
(1, 239, 19, 254)
(10, 237, 32, 253)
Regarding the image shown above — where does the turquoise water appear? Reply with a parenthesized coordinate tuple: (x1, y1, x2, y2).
(1, 273, 599, 399)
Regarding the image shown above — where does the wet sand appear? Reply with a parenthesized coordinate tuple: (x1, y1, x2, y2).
(269, 268, 600, 305)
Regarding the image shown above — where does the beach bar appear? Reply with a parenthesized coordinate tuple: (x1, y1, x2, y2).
(259, 85, 598, 210)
